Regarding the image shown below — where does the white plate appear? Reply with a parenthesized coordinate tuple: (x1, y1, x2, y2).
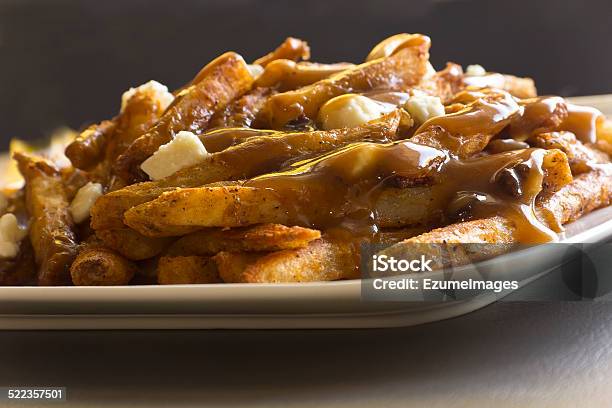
(0, 95, 611, 330)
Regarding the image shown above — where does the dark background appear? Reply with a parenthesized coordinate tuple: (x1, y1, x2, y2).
(0, 0, 611, 148)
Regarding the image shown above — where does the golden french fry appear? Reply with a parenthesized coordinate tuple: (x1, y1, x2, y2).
(65, 120, 116, 170)
(209, 87, 275, 128)
(15, 152, 78, 285)
(529, 131, 610, 174)
(95, 228, 172, 260)
(463, 73, 537, 99)
(253, 37, 310, 67)
(537, 169, 611, 231)
(115, 52, 254, 182)
(167, 224, 321, 256)
(261, 35, 430, 128)
(238, 238, 359, 283)
(376, 216, 516, 272)
(254, 61, 354, 92)
(157, 255, 221, 284)
(92, 110, 401, 231)
(124, 186, 284, 236)
(70, 245, 137, 286)
(213, 251, 265, 283)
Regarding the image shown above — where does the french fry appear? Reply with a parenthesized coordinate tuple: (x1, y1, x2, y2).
(261, 34, 430, 128)
(215, 238, 359, 283)
(213, 251, 265, 283)
(70, 245, 137, 286)
(463, 73, 537, 99)
(92, 111, 402, 230)
(14, 152, 78, 285)
(96, 228, 172, 260)
(125, 148, 571, 237)
(124, 186, 284, 236)
(65, 120, 116, 170)
(157, 255, 221, 284)
(253, 37, 310, 67)
(209, 87, 275, 128)
(529, 131, 610, 174)
(254, 61, 354, 92)
(200, 127, 280, 153)
(537, 169, 611, 231)
(376, 216, 516, 272)
(115, 52, 254, 182)
(167, 224, 321, 256)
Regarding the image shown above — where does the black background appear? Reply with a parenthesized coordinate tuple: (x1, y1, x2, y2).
(1, 0, 611, 148)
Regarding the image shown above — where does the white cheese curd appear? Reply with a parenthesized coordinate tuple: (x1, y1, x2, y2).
(318, 94, 396, 130)
(69, 182, 103, 224)
(404, 91, 445, 125)
(0, 213, 28, 259)
(120, 80, 175, 113)
(465, 64, 486, 76)
(247, 64, 264, 79)
(0, 193, 8, 215)
(140, 131, 210, 181)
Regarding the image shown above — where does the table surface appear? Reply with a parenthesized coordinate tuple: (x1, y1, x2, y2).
(1, 300, 612, 408)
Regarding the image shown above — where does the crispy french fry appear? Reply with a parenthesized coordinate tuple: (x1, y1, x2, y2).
(125, 186, 284, 236)
(376, 216, 516, 272)
(95, 228, 172, 260)
(261, 35, 430, 128)
(65, 120, 116, 170)
(200, 127, 280, 153)
(92, 111, 402, 230)
(157, 255, 221, 284)
(253, 37, 310, 67)
(213, 251, 265, 283)
(537, 169, 611, 231)
(529, 131, 610, 174)
(167, 224, 321, 256)
(115, 52, 254, 182)
(209, 87, 275, 128)
(254, 61, 354, 92)
(463, 73, 537, 99)
(70, 245, 137, 286)
(15, 152, 78, 285)
(216, 238, 359, 283)
(366, 33, 430, 61)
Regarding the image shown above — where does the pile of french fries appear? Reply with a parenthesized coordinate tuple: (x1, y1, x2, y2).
(1, 33, 610, 286)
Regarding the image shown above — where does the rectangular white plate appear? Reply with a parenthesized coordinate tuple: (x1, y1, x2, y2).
(1, 95, 611, 330)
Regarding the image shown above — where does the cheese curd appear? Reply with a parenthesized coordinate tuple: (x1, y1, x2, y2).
(69, 182, 103, 224)
(318, 94, 396, 130)
(120, 80, 175, 113)
(140, 131, 210, 181)
(466, 64, 486, 76)
(0, 213, 28, 259)
(404, 91, 445, 124)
